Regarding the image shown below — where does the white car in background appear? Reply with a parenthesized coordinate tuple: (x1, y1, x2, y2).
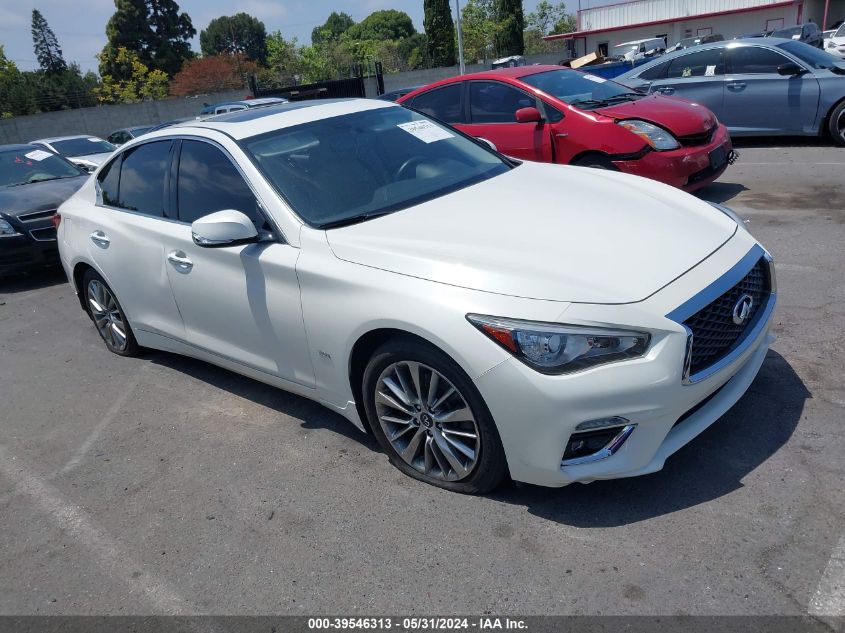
(56, 99, 776, 493)
(825, 23, 845, 58)
(30, 135, 117, 172)
(614, 37, 666, 61)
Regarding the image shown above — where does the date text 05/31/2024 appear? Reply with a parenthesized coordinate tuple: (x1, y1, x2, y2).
(308, 618, 528, 630)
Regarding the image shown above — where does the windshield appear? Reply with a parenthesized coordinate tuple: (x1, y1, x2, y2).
(773, 26, 802, 38)
(242, 106, 510, 229)
(51, 137, 116, 157)
(836, 24, 845, 37)
(777, 40, 843, 68)
(520, 69, 643, 109)
(0, 148, 82, 187)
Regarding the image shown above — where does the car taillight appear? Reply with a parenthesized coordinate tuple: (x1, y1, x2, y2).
(51, 213, 62, 230)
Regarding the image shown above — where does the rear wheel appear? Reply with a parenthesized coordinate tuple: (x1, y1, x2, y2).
(362, 338, 507, 494)
(828, 100, 845, 147)
(82, 269, 140, 356)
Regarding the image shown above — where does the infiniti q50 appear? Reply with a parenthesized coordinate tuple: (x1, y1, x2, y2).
(56, 99, 776, 493)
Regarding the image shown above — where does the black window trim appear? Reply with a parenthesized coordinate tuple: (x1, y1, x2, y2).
(466, 78, 553, 124)
(95, 135, 285, 243)
(725, 43, 799, 75)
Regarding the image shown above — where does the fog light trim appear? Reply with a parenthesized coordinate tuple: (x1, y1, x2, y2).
(575, 416, 630, 431)
(561, 424, 637, 468)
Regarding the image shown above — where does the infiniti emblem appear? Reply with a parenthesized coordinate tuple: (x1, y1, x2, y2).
(732, 294, 754, 325)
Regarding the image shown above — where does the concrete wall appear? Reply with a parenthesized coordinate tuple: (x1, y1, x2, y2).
(382, 52, 569, 92)
(0, 89, 249, 145)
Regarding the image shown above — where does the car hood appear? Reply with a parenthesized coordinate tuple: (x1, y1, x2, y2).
(69, 152, 111, 165)
(596, 95, 717, 136)
(325, 162, 737, 304)
(0, 176, 88, 217)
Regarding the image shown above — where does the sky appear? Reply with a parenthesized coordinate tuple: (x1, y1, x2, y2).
(0, 0, 613, 75)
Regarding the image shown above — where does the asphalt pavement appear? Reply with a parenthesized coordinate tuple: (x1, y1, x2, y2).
(1, 141, 843, 618)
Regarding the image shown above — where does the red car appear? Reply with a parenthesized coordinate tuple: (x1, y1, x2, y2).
(397, 65, 735, 192)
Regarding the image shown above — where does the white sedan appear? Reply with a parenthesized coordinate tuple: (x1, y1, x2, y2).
(30, 135, 117, 172)
(56, 99, 776, 493)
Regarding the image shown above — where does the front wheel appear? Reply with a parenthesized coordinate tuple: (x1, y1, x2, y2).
(828, 100, 845, 147)
(362, 338, 507, 494)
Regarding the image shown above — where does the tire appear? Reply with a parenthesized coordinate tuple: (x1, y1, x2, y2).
(81, 269, 140, 356)
(572, 154, 619, 170)
(362, 337, 508, 494)
(828, 100, 845, 147)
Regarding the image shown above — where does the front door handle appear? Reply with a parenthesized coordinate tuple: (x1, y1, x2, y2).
(727, 82, 747, 90)
(90, 230, 110, 248)
(167, 250, 193, 272)
(656, 86, 675, 94)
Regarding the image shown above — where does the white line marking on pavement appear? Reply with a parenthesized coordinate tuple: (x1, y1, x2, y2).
(809, 533, 845, 615)
(737, 162, 845, 166)
(0, 444, 198, 615)
(56, 364, 149, 477)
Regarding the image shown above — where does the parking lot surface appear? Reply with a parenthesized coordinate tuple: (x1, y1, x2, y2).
(1, 141, 844, 617)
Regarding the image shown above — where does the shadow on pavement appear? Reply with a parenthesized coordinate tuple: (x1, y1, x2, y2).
(148, 351, 381, 451)
(0, 266, 66, 295)
(695, 182, 748, 204)
(489, 351, 810, 527)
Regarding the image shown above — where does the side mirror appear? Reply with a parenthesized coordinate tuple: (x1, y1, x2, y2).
(191, 210, 258, 247)
(515, 106, 543, 123)
(476, 137, 497, 151)
(777, 62, 805, 76)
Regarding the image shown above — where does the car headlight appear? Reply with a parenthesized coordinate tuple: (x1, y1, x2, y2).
(0, 218, 21, 237)
(617, 119, 680, 150)
(709, 202, 749, 232)
(466, 314, 650, 375)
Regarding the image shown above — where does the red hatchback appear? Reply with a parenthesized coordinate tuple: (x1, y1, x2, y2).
(398, 65, 735, 192)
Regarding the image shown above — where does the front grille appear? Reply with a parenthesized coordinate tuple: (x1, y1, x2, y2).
(29, 227, 57, 241)
(17, 209, 57, 223)
(678, 125, 715, 147)
(683, 258, 770, 376)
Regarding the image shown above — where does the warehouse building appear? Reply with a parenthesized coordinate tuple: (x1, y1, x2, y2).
(545, 0, 845, 58)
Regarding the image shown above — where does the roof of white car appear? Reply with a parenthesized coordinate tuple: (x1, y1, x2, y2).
(158, 98, 396, 141)
(32, 135, 104, 144)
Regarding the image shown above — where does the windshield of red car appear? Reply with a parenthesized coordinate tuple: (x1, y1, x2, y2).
(520, 69, 643, 109)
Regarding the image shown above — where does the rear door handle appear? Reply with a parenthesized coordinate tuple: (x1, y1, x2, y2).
(656, 86, 675, 94)
(167, 250, 193, 272)
(90, 230, 110, 248)
(727, 82, 747, 90)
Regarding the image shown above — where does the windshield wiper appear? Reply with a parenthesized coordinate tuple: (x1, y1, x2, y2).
(605, 92, 646, 102)
(318, 210, 395, 230)
(569, 98, 612, 109)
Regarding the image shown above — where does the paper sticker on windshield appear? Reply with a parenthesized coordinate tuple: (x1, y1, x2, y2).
(705, 65, 716, 76)
(25, 149, 52, 161)
(397, 120, 454, 143)
(583, 74, 605, 83)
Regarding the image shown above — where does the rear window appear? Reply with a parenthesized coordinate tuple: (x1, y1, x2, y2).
(410, 84, 465, 123)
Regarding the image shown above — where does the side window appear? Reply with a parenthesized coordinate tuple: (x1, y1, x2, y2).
(115, 141, 171, 216)
(97, 155, 122, 207)
(667, 48, 725, 78)
(409, 84, 464, 123)
(176, 140, 267, 231)
(639, 60, 670, 80)
(469, 81, 538, 123)
(729, 46, 791, 74)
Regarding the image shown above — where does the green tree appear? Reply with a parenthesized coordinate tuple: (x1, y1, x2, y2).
(344, 10, 416, 41)
(424, 0, 456, 67)
(31, 9, 67, 73)
(200, 13, 268, 64)
(311, 12, 355, 46)
(524, 1, 575, 53)
(266, 31, 303, 83)
(398, 33, 430, 70)
(95, 46, 168, 103)
(100, 0, 195, 79)
(494, 0, 524, 56)
(461, 0, 496, 62)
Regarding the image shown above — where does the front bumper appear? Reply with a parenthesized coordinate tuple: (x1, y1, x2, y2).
(612, 124, 734, 193)
(474, 238, 775, 488)
(0, 234, 60, 276)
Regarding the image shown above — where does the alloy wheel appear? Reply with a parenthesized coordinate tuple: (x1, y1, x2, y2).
(837, 109, 845, 144)
(87, 279, 128, 352)
(374, 361, 481, 482)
